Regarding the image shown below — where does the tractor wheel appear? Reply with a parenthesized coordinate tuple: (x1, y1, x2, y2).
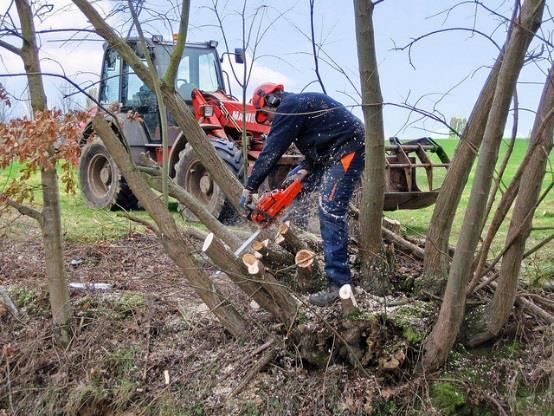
(78, 137, 138, 210)
(174, 139, 243, 223)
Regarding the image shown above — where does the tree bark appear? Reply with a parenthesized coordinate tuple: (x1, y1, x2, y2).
(419, 52, 503, 296)
(464, 64, 554, 346)
(467, 106, 554, 292)
(93, 115, 248, 338)
(15, 0, 72, 343)
(421, 0, 545, 372)
(353, 0, 388, 294)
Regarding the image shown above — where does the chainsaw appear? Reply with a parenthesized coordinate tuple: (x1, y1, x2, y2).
(233, 177, 304, 257)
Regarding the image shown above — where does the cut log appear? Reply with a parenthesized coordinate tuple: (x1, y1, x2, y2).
(339, 284, 358, 317)
(381, 227, 424, 260)
(383, 217, 401, 235)
(294, 249, 323, 292)
(275, 221, 311, 254)
(251, 239, 294, 270)
(242, 253, 262, 275)
(203, 233, 298, 326)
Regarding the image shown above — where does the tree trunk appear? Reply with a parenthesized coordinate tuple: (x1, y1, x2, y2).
(143, 172, 242, 251)
(294, 249, 323, 292)
(419, 53, 504, 296)
(41, 167, 72, 342)
(15, 0, 72, 343)
(93, 116, 248, 338)
(352, 0, 387, 294)
(421, 0, 545, 372)
(464, 64, 554, 346)
(251, 239, 294, 270)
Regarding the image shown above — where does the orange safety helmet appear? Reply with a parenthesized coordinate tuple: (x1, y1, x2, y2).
(251, 83, 284, 124)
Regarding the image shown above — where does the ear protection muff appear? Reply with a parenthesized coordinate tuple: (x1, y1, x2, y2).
(265, 92, 281, 108)
(256, 90, 281, 108)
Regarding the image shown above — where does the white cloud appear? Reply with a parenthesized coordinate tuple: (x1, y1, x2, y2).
(221, 52, 296, 100)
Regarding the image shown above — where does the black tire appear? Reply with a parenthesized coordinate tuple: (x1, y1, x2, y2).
(174, 138, 243, 223)
(78, 137, 138, 210)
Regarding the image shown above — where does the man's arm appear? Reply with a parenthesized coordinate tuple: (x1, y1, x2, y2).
(245, 99, 303, 191)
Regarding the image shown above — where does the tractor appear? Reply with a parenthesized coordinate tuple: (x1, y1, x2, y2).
(79, 36, 450, 221)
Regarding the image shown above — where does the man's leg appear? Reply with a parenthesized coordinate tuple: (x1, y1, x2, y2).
(309, 149, 364, 306)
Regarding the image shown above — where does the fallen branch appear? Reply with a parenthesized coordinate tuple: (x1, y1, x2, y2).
(0, 288, 19, 318)
(382, 227, 424, 260)
(520, 293, 554, 311)
(118, 212, 160, 236)
(229, 346, 277, 397)
(486, 281, 554, 324)
(349, 204, 424, 259)
(251, 239, 294, 270)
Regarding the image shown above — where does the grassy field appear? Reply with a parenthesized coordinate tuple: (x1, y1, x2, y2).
(386, 138, 553, 283)
(1, 138, 552, 280)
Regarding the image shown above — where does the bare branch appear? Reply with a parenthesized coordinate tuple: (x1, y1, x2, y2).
(0, 39, 21, 55)
(0, 193, 42, 223)
(309, 0, 326, 94)
(394, 27, 502, 69)
(163, 0, 190, 90)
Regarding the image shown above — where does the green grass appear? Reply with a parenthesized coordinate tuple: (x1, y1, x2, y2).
(1, 138, 552, 281)
(386, 138, 553, 284)
(0, 161, 192, 242)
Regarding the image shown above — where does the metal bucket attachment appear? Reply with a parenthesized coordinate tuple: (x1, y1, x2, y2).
(383, 137, 450, 211)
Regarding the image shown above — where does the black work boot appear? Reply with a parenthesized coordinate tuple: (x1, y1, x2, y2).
(308, 284, 340, 306)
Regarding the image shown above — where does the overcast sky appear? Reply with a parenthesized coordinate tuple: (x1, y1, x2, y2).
(1, 0, 552, 138)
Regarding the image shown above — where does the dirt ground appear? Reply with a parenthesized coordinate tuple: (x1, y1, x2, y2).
(0, 221, 552, 415)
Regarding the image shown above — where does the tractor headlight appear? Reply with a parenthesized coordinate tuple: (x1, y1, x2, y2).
(202, 105, 214, 117)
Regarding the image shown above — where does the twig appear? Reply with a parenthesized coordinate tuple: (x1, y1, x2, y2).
(484, 393, 508, 416)
(228, 346, 276, 397)
(4, 354, 13, 414)
(117, 212, 160, 236)
(519, 293, 554, 311)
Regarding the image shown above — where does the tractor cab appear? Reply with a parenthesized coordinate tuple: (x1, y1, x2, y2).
(98, 37, 225, 144)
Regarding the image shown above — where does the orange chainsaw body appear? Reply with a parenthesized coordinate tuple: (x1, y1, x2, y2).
(249, 179, 303, 226)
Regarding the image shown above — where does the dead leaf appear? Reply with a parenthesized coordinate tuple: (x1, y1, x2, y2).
(2, 343, 17, 359)
(379, 356, 400, 369)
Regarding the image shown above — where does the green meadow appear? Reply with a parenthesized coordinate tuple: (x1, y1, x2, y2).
(1, 137, 552, 282)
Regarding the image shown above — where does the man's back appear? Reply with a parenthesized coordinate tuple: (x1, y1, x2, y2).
(277, 92, 364, 165)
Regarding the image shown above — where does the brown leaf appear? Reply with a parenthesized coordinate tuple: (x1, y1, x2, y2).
(2, 343, 17, 359)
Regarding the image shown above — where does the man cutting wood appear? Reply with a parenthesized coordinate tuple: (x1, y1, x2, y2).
(240, 83, 365, 306)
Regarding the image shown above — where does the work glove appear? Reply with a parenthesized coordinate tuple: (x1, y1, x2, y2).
(282, 167, 309, 188)
(239, 189, 253, 211)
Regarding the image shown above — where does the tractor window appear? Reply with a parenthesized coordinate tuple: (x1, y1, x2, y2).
(122, 63, 156, 109)
(198, 53, 219, 91)
(176, 48, 220, 100)
(99, 49, 121, 104)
